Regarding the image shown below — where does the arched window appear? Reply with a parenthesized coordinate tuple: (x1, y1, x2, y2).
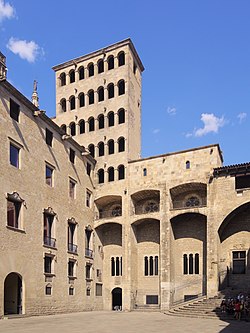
(118, 165, 125, 180)
(88, 62, 94, 77)
(61, 124, 67, 133)
(111, 257, 115, 276)
(69, 70, 75, 83)
(98, 169, 104, 184)
(79, 120, 85, 134)
(155, 256, 158, 275)
(70, 122, 76, 136)
(108, 111, 114, 127)
(189, 254, 193, 274)
(78, 66, 84, 80)
(183, 254, 188, 275)
(149, 256, 154, 275)
(118, 51, 125, 66)
(195, 253, 199, 274)
(116, 257, 120, 276)
(88, 117, 95, 132)
(143, 168, 147, 176)
(98, 142, 104, 157)
(69, 96, 75, 110)
(118, 79, 125, 95)
(118, 137, 125, 152)
(88, 144, 95, 158)
(97, 86, 104, 102)
(60, 98, 66, 112)
(108, 139, 114, 154)
(118, 108, 125, 124)
(144, 256, 149, 276)
(186, 161, 190, 169)
(107, 83, 114, 99)
(60, 72, 66, 86)
(98, 114, 105, 129)
(108, 167, 114, 182)
(107, 55, 114, 70)
(79, 93, 85, 107)
(97, 59, 104, 73)
(88, 90, 94, 105)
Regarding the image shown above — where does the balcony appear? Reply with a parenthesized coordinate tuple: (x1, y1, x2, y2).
(44, 236, 56, 248)
(171, 197, 207, 210)
(85, 248, 93, 258)
(68, 243, 78, 254)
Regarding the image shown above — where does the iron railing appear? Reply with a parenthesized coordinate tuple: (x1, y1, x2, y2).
(85, 248, 93, 258)
(68, 243, 78, 253)
(44, 236, 56, 248)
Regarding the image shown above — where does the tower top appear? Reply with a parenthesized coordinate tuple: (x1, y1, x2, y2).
(0, 51, 7, 80)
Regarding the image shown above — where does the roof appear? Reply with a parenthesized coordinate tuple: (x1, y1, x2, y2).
(213, 162, 250, 177)
(52, 38, 144, 72)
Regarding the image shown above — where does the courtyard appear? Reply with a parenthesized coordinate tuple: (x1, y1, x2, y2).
(0, 311, 249, 333)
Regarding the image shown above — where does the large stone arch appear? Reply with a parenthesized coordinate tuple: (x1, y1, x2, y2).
(170, 212, 207, 304)
(170, 182, 207, 209)
(217, 202, 250, 291)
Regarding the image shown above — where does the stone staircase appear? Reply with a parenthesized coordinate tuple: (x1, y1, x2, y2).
(134, 305, 161, 312)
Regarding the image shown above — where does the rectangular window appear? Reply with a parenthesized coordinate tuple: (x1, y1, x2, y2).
(69, 148, 75, 164)
(10, 143, 20, 168)
(69, 287, 74, 296)
(10, 99, 20, 122)
(86, 264, 91, 280)
(68, 221, 77, 253)
(96, 283, 102, 296)
(69, 179, 76, 199)
(45, 164, 53, 186)
(7, 199, 21, 228)
(44, 255, 52, 274)
(46, 128, 53, 146)
(45, 285, 52, 295)
(232, 251, 246, 274)
(86, 190, 91, 207)
(235, 175, 250, 190)
(68, 260, 75, 277)
(43, 213, 56, 247)
(146, 295, 158, 305)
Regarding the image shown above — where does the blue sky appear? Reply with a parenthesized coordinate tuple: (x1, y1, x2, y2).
(0, 0, 250, 165)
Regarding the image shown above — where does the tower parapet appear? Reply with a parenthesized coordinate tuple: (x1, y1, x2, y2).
(0, 52, 7, 80)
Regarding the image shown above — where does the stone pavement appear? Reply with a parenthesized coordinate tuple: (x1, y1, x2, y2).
(0, 311, 249, 333)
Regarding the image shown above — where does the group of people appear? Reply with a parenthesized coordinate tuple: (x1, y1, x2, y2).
(220, 293, 250, 320)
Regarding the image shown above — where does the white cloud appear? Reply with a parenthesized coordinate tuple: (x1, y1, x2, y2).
(152, 129, 160, 134)
(193, 113, 225, 137)
(237, 112, 247, 124)
(0, 0, 15, 22)
(167, 106, 177, 115)
(7, 37, 43, 63)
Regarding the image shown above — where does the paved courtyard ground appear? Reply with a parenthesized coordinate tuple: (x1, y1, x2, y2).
(0, 311, 249, 333)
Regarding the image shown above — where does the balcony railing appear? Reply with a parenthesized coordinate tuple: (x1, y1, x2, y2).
(68, 243, 78, 253)
(44, 236, 56, 248)
(171, 197, 207, 210)
(85, 248, 93, 258)
(133, 203, 159, 215)
(95, 207, 122, 220)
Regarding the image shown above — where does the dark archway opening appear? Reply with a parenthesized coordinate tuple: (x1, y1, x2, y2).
(112, 287, 122, 310)
(4, 272, 23, 315)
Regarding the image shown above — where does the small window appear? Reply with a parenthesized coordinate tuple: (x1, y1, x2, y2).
(88, 144, 95, 158)
(10, 99, 20, 122)
(118, 137, 125, 152)
(88, 63, 94, 77)
(79, 93, 85, 108)
(69, 70, 75, 83)
(108, 111, 114, 127)
(186, 161, 190, 169)
(107, 55, 114, 70)
(118, 79, 125, 95)
(45, 164, 53, 187)
(68, 260, 75, 277)
(118, 51, 125, 66)
(133, 62, 137, 74)
(78, 66, 84, 80)
(86, 190, 91, 207)
(86, 264, 92, 280)
(118, 165, 125, 180)
(88, 90, 94, 105)
(108, 140, 114, 154)
(60, 99, 66, 112)
(88, 117, 95, 132)
(107, 83, 114, 99)
(98, 86, 104, 102)
(111, 257, 122, 276)
(195, 253, 199, 274)
(96, 283, 102, 296)
(44, 255, 52, 274)
(87, 163, 91, 176)
(143, 168, 147, 176)
(69, 287, 74, 296)
(233, 251, 246, 274)
(189, 254, 194, 274)
(79, 120, 85, 134)
(86, 288, 91, 296)
(146, 295, 158, 305)
(235, 175, 250, 190)
(70, 122, 76, 136)
(10, 143, 20, 168)
(69, 96, 75, 110)
(46, 129, 53, 147)
(98, 114, 105, 129)
(45, 285, 52, 295)
(69, 179, 76, 199)
(60, 72, 66, 86)
(98, 169, 104, 184)
(61, 124, 67, 133)
(7, 197, 22, 229)
(69, 148, 75, 164)
(98, 59, 104, 73)
(118, 108, 125, 124)
(183, 254, 188, 275)
(108, 167, 114, 182)
(98, 142, 105, 157)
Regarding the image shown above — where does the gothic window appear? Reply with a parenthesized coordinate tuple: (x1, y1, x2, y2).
(143, 168, 147, 176)
(97, 59, 104, 73)
(144, 256, 158, 276)
(7, 193, 23, 229)
(69, 69, 75, 83)
(108, 139, 114, 154)
(88, 62, 94, 77)
(60, 72, 66, 86)
(88, 144, 95, 158)
(79, 120, 85, 134)
(108, 167, 114, 182)
(88, 117, 95, 132)
(88, 90, 94, 105)
(98, 142, 104, 157)
(108, 83, 114, 99)
(118, 137, 125, 152)
(78, 66, 84, 80)
(111, 257, 122, 276)
(108, 111, 114, 126)
(79, 93, 85, 107)
(98, 86, 104, 102)
(118, 51, 125, 66)
(70, 122, 76, 136)
(98, 114, 105, 129)
(69, 96, 75, 110)
(189, 254, 193, 274)
(60, 98, 66, 112)
(118, 79, 125, 95)
(118, 165, 125, 180)
(98, 169, 104, 184)
(183, 254, 188, 275)
(10, 99, 20, 122)
(185, 196, 200, 207)
(186, 160, 190, 169)
(107, 55, 114, 70)
(118, 108, 125, 124)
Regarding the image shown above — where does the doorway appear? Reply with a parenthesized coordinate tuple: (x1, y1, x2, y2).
(4, 272, 23, 315)
(112, 287, 122, 310)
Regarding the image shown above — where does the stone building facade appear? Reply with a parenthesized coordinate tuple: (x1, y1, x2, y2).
(0, 39, 249, 317)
